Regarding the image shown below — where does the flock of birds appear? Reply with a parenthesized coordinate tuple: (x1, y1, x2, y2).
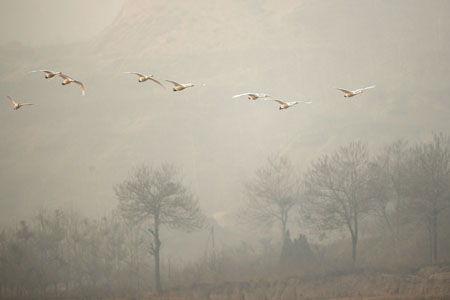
(5, 69, 376, 111)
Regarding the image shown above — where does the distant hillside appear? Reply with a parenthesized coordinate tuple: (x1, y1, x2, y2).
(0, 0, 449, 230)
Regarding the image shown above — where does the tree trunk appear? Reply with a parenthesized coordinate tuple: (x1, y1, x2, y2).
(431, 210, 438, 265)
(281, 208, 289, 248)
(428, 221, 433, 264)
(351, 211, 358, 264)
(351, 234, 357, 263)
(153, 222, 162, 294)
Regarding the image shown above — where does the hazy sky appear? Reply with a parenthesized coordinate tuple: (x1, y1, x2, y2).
(0, 0, 449, 232)
(0, 0, 123, 46)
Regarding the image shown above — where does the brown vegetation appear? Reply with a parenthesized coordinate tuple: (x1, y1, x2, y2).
(145, 264, 450, 300)
(1, 135, 450, 299)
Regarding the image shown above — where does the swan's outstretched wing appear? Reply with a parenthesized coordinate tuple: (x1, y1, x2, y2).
(7, 96, 17, 106)
(30, 69, 54, 73)
(73, 81, 86, 96)
(273, 99, 288, 105)
(57, 73, 71, 80)
(336, 88, 352, 94)
(20, 103, 33, 106)
(148, 77, 165, 88)
(124, 72, 146, 77)
(187, 83, 204, 87)
(354, 85, 376, 93)
(256, 93, 271, 98)
(232, 93, 252, 98)
(165, 80, 182, 88)
(232, 93, 270, 99)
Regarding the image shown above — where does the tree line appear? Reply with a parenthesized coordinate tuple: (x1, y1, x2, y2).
(0, 133, 449, 298)
(0, 210, 154, 298)
(243, 133, 450, 267)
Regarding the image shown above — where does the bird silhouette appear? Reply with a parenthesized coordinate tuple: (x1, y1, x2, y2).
(7, 96, 33, 110)
(124, 72, 165, 88)
(57, 74, 86, 96)
(272, 99, 312, 110)
(30, 69, 62, 79)
(232, 93, 272, 100)
(336, 85, 376, 97)
(165, 80, 204, 92)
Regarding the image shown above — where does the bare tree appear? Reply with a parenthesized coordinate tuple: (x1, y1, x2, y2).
(403, 133, 450, 265)
(114, 163, 204, 293)
(369, 140, 410, 251)
(303, 142, 372, 263)
(242, 155, 301, 247)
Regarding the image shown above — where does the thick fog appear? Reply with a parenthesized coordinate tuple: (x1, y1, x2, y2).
(1, 1, 450, 298)
(0, 1, 123, 46)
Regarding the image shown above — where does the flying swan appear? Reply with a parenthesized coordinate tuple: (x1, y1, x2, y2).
(165, 80, 204, 91)
(232, 93, 272, 100)
(273, 99, 312, 110)
(57, 74, 86, 96)
(124, 72, 165, 88)
(29, 69, 62, 79)
(336, 85, 376, 97)
(7, 96, 33, 110)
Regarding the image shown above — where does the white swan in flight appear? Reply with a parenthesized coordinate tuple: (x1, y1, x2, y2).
(336, 85, 376, 97)
(7, 96, 33, 110)
(124, 72, 165, 88)
(165, 80, 204, 91)
(30, 69, 62, 79)
(57, 74, 85, 96)
(273, 99, 312, 110)
(232, 93, 272, 100)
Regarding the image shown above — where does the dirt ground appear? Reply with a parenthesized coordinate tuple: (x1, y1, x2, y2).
(144, 264, 450, 300)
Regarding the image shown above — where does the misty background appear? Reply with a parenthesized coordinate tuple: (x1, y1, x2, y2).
(1, 0, 449, 259)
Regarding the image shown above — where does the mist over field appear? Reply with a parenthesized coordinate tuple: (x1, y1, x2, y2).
(1, 0, 449, 299)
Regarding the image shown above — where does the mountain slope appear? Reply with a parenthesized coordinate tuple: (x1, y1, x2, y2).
(0, 0, 449, 230)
